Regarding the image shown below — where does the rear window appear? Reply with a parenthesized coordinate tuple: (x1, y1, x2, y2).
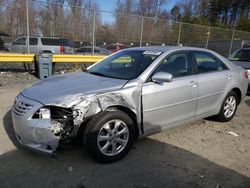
(29, 38, 38, 45)
(41, 38, 73, 47)
(41, 38, 61, 46)
(193, 51, 228, 73)
(60, 38, 73, 47)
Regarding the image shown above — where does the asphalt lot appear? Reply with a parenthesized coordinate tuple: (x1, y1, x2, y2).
(0, 72, 250, 188)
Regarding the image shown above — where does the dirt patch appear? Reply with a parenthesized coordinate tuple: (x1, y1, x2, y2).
(0, 72, 250, 188)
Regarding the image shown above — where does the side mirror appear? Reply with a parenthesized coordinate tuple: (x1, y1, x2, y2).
(152, 72, 173, 83)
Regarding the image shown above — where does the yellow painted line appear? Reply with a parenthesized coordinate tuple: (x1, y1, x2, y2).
(0, 53, 35, 62)
(0, 53, 106, 63)
(52, 55, 106, 63)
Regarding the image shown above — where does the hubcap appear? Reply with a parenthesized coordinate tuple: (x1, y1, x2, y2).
(223, 96, 236, 118)
(97, 119, 129, 156)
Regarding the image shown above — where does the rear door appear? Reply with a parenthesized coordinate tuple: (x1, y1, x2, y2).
(28, 37, 38, 53)
(191, 51, 231, 118)
(142, 51, 198, 134)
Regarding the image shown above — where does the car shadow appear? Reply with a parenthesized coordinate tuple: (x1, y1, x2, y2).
(2, 110, 250, 188)
(245, 99, 250, 107)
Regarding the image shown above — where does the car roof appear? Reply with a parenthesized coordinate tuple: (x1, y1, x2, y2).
(127, 45, 216, 53)
(19, 36, 71, 40)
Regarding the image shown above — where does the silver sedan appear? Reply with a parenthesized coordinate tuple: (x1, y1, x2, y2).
(12, 46, 249, 163)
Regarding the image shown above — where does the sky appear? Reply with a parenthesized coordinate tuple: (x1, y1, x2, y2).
(96, 0, 178, 24)
(97, 0, 178, 12)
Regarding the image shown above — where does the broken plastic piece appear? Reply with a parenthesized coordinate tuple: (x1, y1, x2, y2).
(228, 131, 239, 137)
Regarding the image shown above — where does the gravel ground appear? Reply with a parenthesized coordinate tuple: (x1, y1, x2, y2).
(0, 72, 250, 188)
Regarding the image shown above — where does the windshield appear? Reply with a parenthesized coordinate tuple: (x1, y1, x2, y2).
(229, 49, 250, 62)
(88, 50, 162, 80)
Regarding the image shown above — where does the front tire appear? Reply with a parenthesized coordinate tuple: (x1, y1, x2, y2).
(215, 91, 238, 122)
(83, 110, 135, 163)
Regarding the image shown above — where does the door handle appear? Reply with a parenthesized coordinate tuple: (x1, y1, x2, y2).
(188, 81, 197, 87)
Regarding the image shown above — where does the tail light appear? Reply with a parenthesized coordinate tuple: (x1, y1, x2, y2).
(60, 45, 65, 53)
(244, 71, 249, 79)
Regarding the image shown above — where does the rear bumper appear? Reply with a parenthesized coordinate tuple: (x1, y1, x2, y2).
(12, 94, 60, 154)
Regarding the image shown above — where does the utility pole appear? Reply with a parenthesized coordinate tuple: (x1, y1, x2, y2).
(26, 0, 30, 53)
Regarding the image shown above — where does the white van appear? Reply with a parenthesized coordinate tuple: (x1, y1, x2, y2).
(6, 36, 74, 54)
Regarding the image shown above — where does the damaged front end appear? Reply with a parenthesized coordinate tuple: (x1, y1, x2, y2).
(13, 81, 142, 155)
(33, 106, 76, 145)
(45, 91, 140, 149)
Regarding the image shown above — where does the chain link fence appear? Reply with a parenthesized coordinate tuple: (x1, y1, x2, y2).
(0, 0, 250, 70)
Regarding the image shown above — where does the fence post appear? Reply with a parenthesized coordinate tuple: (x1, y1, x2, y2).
(229, 30, 235, 56)
(92, 10, 96, 55)
(177, 22, 182, 46)
(205, 26, 211, 49)
(139, 16, 144, 47)
(26, 0, 30, 53)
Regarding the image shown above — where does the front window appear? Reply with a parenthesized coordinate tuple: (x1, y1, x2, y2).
(229, 49, 250, 62)
(13, 37, 26, 45)
(154, 52, 193, 78)
(76, 48, 87, 53)
(88, 50, 162, 80)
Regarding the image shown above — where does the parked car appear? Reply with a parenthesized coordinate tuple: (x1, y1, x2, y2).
(75, 46, 111, 55)
(0, 32, 10, 51)
(99, 43, 130, 53)
(6, 36, 74, 54)
(12, 46, 248, 163)
(229, 48, 250, 89)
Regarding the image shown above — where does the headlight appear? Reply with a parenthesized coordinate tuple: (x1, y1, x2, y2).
(35, 107, 51, 119)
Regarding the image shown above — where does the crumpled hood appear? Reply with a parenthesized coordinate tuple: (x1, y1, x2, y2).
(21, 71, 128, 107)
(231, 61, 250, 70)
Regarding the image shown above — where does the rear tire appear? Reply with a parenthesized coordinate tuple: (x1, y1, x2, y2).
(83, 110, 135, 163)
(215, 91, 238, 122)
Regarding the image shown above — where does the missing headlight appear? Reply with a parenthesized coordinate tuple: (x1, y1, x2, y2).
(49, 106, 73, 120)
(32, 107, 51, 119)
(33, 106, 75, 144)
(33, 106, 73, 120)
(49, 106, 74, 144)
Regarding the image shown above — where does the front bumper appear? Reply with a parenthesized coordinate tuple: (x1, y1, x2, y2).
(12, 94, 60, 154)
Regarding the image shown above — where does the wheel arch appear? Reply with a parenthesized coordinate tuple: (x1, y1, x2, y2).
(106, 105, 140, 139)
(76, 105, 140, 140)
(231, 87, 242, 104)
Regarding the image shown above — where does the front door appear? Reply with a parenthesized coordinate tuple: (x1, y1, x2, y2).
(11, 37, 26, 52)
(142, 51, 198, 135)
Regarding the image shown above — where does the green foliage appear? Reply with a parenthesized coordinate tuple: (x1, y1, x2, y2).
(171, 0, 250, 31)
(237, 17, 250, 32)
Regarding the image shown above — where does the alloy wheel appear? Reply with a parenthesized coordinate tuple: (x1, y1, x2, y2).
(97, 119, 129, 156)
